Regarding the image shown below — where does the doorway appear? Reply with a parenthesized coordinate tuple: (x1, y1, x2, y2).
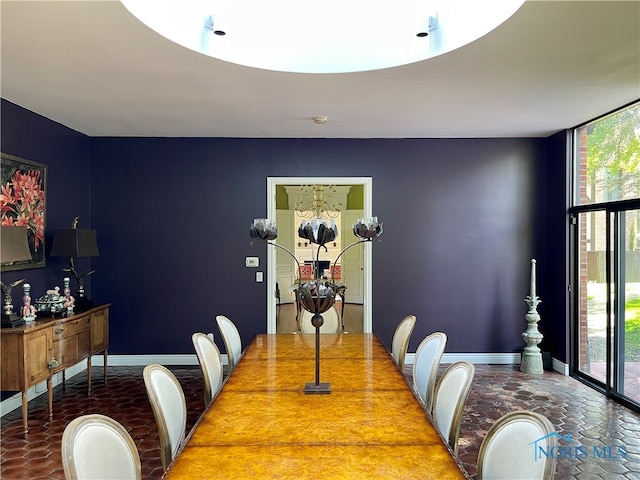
(266, 177, 373, 334)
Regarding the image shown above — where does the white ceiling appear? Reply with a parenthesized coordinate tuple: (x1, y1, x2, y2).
(1, 0, 638, 138)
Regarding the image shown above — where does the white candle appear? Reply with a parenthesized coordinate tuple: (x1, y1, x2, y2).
(530, 259, 537, 299)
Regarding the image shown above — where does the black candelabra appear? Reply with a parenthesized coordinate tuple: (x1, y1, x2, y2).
(250, 216, 382, 394)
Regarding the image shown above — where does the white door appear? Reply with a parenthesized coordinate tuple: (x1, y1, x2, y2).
(275, 210, 295, 303)
(341, 210, 364, 304)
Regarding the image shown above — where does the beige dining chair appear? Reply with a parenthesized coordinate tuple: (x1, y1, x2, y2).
(412, 331, 447, 412)
(432, 360, 475, 455)
(62, 413, 142, 480)
(143, 364, 187, 470)
(192, 332, 224, 405)
(391, 314, 416, 373)
(477, 410, 558, 480)
(215, 314, 242, 370)
(299, 306, 341, 334)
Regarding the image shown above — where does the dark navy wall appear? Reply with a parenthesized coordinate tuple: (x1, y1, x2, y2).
(0, 99, 93, 303)
(1, 100, 569, 364)
(89, 136, 562, 359)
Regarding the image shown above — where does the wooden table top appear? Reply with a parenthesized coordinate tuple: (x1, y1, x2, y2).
(163, 333, 469, 480)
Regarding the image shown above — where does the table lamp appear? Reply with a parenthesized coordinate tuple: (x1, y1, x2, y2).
(50, 217, 99, 312)
(1, 226, 32, 327)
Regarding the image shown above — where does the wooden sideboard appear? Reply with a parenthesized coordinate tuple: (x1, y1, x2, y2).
(0, 304, 110, 432)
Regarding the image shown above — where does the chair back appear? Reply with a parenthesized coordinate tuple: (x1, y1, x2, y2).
(143, 364, 187, 470)
(299, 306, 341, 334)
(477, 410, 558, 480)
(62, 413, 141, 480)
(192, 333, 224, 405)
(391, 315, 416, 372)
(432, 360, 475, 454)
(412, 332, 447, 412)
(216, 315, 243, 369)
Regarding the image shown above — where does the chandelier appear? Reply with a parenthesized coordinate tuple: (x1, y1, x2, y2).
(293, 185, 343, 219)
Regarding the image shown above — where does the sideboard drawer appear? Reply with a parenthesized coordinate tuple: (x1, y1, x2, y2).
(52, 317, 90, 338)
(52, 318, 91, 370)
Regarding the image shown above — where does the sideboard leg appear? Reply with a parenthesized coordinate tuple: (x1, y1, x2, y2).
(87, 357, 92, 395)
(47, 377, 53, 418)
(21, 391, 28, 433)
(103, 349, 108, 384)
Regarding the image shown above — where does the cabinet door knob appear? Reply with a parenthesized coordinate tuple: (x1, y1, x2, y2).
(48, 358, 59, 369)
(55, 328, 64, 335)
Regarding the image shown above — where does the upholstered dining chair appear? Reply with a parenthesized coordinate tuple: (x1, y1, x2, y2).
(191, 332, 224, 405)
(62, 413, 141, 480)
(432, 360, 475, 455)
(299, 306, 341, 334)
(143, 364, 187, 471)
(477, 410, 558, 480)
(215, 314, 242, 370)
(391, 314, 416, 373)
(412, 332, 447, 413)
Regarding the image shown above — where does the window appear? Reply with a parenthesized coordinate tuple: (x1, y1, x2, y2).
(571, 101, 640, 409)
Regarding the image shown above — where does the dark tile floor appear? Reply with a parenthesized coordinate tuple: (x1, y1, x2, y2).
(1, 364, 639, 479)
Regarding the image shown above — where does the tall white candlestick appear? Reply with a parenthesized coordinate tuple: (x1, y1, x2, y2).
(530, 258, 537, 299)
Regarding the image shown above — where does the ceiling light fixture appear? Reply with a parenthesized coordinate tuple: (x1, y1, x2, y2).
(121, 0, 526, 74)
(313, 116, 328, 125)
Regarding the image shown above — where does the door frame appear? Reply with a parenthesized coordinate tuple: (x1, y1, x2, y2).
(266, 177, 373, 334)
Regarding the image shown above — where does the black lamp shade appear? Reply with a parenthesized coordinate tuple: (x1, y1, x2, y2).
(1, 226, 32, 263)
(50, 229, 99, 258)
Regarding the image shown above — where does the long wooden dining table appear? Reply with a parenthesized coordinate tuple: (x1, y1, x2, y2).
(162, 333, 469, 479)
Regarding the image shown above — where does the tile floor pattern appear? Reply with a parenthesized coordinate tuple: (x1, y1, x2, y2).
(0, 364, 639, 479)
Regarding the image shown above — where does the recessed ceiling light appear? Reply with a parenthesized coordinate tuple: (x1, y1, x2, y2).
(121, 0, 525, 74)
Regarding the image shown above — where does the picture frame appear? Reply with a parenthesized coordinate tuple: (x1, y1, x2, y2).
(1, 152, 47, 271)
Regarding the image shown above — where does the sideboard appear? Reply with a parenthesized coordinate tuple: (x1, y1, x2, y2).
(0, 304, 110, 433)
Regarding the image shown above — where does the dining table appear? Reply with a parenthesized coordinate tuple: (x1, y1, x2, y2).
(162, 333, 469, 479)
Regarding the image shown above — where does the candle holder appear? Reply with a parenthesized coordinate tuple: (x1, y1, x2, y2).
(250, 216, 383, 394)
(521, 258, 544, 374)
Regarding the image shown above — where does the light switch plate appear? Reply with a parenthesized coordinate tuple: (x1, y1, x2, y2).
(246, 256, 259, 267)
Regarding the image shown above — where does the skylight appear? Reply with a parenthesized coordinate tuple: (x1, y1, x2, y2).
(121, 0, 525, 74)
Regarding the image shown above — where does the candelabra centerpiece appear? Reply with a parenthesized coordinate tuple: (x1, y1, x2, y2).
(250, 216, 382, 394)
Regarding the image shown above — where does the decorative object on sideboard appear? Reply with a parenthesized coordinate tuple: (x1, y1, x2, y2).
(50, 216, 99, 312)
(35, 285, 66, 317)
(0, 152, 47, 271)
(0, 225, 33, 327)
(63, 276, 75, 313)
(1, 278, 26, 328)
(21, 283, 36, 323)
(250, 216, 383, 394)
(521, 258, 544, 374)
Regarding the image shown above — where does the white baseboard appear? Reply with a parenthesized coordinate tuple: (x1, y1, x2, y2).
(405, 352, 521, 366)
(1, 353, 229, 418)
(2, 351, 568, 418)
(552, 357, 569, 375)
(0, 361, 87, 418)
(406, 352, 569, 376)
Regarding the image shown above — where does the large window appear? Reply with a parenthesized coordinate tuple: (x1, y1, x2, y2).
(572, 101, 640, 409)
(575, 102, 640, 206)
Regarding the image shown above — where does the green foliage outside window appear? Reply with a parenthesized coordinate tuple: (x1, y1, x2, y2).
(584, 102, 640, 203)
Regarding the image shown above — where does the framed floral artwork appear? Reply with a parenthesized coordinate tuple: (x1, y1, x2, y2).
(1, 153, 47, 271)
